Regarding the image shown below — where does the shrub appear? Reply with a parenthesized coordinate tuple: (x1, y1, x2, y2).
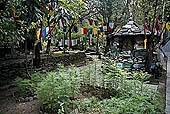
(36, 70, 80, 113)
(14, 72, 44, 97)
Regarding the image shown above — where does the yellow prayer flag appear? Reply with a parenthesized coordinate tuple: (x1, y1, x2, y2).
(144, 39, 147, 49)
(167, 23, 170, 30)
(55, 24, 58, 29)
(93, 28, 97, 35)
(36, 29, 41, 40)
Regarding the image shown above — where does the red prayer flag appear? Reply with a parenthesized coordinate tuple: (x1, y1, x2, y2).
(89, 19, 93, 25)
(50, 26, 53, 36)
(155, 18, 160, 31)
(84, 28, 88, 35)
(58, 38, 61, 42)
(107, 26, 111, 31)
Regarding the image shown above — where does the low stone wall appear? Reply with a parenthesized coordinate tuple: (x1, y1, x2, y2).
(0, 51, 87, 86)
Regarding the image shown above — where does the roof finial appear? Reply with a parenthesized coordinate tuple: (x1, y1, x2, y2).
(129, 13, 133, 21)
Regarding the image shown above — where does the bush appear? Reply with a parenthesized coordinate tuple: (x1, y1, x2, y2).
(36, 70, 80, 113)
(14, 72, 44, 97)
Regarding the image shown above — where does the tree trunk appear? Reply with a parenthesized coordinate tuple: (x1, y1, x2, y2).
(145, 0, 158, 72)
(69, 28, 71, 49)
(25, 37, 31, 79)
(34, 42, 41, 68)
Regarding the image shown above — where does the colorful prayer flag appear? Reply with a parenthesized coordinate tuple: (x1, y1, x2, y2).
(99, 27, 103, 32)
(50, 10, 54, 16)
(89, 19, 93, 25)
(83, 28, 88, 35)
(109, 23, 114, 29)
(36, 29, 41, 40)
(93, 28, 97, 35)
(42, 28, 46, 37)
(74, 26, 78, 32)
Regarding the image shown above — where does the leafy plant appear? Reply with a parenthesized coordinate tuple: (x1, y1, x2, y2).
(14, 72, 44, 97)
(36, 70, 80, 113)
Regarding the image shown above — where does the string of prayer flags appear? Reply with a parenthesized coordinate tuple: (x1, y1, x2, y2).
(89, 19, 93, 25)
(93, 28, 98, 35)
(83, 28, 88, 35)
(109, 23, 114, 29)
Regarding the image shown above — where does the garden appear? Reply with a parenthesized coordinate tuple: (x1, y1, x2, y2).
(0, 0, 170, 114)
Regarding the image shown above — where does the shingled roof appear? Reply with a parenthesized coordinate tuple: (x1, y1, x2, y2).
(114, 21, 151, 36)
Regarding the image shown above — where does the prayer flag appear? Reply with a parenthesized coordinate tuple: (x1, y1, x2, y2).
(107, 26, 111, 31)
(155, 18, 160, 31)
(50, 26, 53, 36)
(109, 23, 114, 29)
(167, 23, 170, 30)
(42, 28, 46, 37)
(103, 26, 107, 31)
(55, 24, 58, 29)
(83, 28, 88, 35)
(62, 39, 64, 46)
(99, 27, 103, 32)
(69, 40, 72, 47)
(89, 19, 93, 25)
(93, 28, 97, 35)
(36, 29, 41, 40)
(78, 28, 83, 34)
(74, 26, 78, 32)
(50, 10, 54, 16)
(46, 27, 49, 35)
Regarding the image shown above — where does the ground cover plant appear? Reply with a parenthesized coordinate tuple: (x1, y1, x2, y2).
(13, 59, 164, 114)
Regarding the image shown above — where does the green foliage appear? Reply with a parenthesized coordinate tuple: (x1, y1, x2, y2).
(71, 33, 83, 39)
(14, 72, 44, 96)
(36, 68, 81, 113)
